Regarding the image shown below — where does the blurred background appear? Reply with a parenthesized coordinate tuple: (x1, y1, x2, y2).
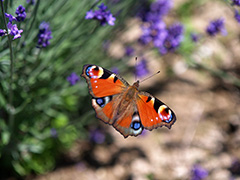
(0, 0, 240, 179)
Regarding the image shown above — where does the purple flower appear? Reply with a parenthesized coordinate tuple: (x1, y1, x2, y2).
(147, 0, 173, 21)
(5, 13, 17, 23)
(234, 10, 240, 23)
(89, 129, 105, 144)
(0, 29, 6, 36)
(136, 59, 149, 78)
(85, 3, 116, 26)
(139, 0, 172, 22)
(85, 10, 95, 19)
(191, 33, 200, 42)
(191, 164, 208, 180)
(7, 22, 23, 40)
(37, 22, 52, 48)
(106, 14, 116, 26)
(232, 0, 240, 6)
(67, 72, 80, 86)
(139, 20, 167, 45)
(138, 0, 184, 55)
(125, 46, 135, 56)
(15, 5, 26, 21)
(206, 18, 227, 36)
(158, 23, 184, 54)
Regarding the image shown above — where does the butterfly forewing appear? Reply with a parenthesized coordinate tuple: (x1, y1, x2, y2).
(81, 64, 128, 97)
(136, 92, 176, 130)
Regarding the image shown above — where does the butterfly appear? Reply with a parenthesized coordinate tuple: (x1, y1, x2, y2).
(81, 64, 176, 138)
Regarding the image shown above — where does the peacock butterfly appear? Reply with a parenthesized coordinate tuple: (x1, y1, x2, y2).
(81, 64, 176, 138)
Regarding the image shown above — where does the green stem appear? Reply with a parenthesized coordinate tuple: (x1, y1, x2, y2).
(1, 1, 15, 133)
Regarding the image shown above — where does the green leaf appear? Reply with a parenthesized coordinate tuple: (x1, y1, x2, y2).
(52, 114, 69, 128)
(12, 161, 27, 176)
(2, 131, 10, 145)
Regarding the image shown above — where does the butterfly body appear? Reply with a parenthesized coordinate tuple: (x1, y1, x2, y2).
(81, 64, 176, 138)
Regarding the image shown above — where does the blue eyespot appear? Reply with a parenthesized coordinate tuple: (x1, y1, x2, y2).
(131, 122, 141, 130)
(86, 66, 92, 77)
(96, 98, 105, 107)
(165, 113, 173, 123)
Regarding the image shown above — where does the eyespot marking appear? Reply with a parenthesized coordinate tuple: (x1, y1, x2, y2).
(158, 105, 173, 123)
(95, 96, 112, 108)
(85, 65, 103, 79)
(130, 112, 143, 136)
(131, 121, 142, 130)
(96, 98, 105, 107)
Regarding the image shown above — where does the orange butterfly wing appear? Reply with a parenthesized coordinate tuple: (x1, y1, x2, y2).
(81, 64, 128, 97)
(136, 92, 176, 130)
(81, 65, 132, 129)
(113, 110, 144, 138)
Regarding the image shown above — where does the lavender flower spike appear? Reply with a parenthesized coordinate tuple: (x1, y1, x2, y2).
(0, 29, 6, 37)
(15, 5, 26, 22)
(232, 0, 240, 6)
(7, 22, 23, 40)
(206, 18, 227, 36)
(85, 3, 116, 26)
(5, 13, 17, 23)
(67, 72, 80, 86)
(234, 10, 240, 23)
(158, 23, 184, 54)
(37, 22, 52, 48)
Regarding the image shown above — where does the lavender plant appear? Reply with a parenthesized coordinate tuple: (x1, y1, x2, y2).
(0, 0, 138, 177)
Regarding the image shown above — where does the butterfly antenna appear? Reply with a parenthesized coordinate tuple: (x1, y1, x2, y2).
(139, 70, 161, 83)
(135, 57, 138, 81)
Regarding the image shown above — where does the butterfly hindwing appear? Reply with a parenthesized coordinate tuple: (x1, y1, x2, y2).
(92, 94, 144, 138)
(81, 64, 129, 97)
(113, 111, 144, 138)
(92, 95, 117, 125)
(136, 92, 176, 130)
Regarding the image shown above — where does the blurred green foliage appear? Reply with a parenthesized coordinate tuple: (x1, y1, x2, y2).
(0, 0, 138, 177)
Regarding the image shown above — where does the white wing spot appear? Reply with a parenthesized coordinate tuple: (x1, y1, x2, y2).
(156, 117, 158, 120)
(95, 86, 98, 88)
(151, 119, 153, 122)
